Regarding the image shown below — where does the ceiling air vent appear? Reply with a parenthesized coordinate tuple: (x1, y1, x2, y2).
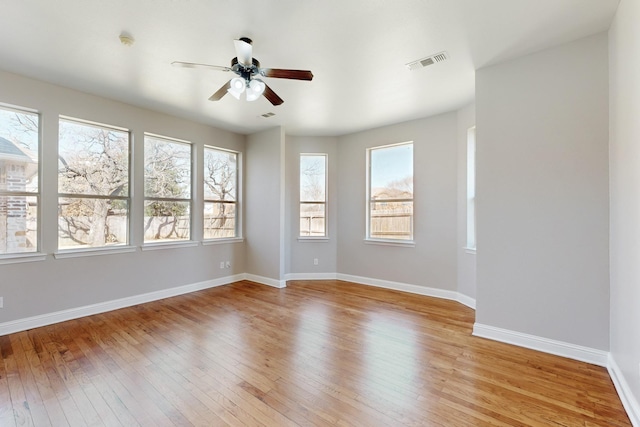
(261, 112, 275, 118)
(406, 51, 449, 71)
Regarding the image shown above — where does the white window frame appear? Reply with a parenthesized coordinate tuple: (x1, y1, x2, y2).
(299, 153, 328, 239)
(366, 141, 414, 244)
(203, 145, 241, 241)
(0, 103, 42, 260)
(143, 133, 193, 245)
(56, 116, 132, 252)
(466, 126, 477, 253)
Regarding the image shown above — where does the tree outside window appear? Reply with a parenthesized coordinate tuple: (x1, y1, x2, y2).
(204, 146, 238, 239)
(58, 118, 129, 249)
(300, 154, 327, 237)
(144, 134, 192, 243)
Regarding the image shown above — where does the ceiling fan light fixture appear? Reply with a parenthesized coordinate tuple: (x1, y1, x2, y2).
(230, 77, 245, 91)
(246, 79, 266, 101)
(227, 77, 246, 99)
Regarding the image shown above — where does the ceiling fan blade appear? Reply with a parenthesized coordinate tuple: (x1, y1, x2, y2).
(209, 80, 232, 101)
(263, 84, 284, 106)
(233, 38, 253, 66)
(261, 68, 313, 80)
(172, 61, 232, 72)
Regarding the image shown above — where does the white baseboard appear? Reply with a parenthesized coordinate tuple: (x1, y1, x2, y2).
(0, 274, 245, 337)
(244, 273, 286, 288)
(287, 272, 476, 309)
(472, 323, 608, 367)
(608, 354, 640, 427)
(456, 293, 476, 310)
(284, 272, 338, 281)
(336, 272, 475, 306)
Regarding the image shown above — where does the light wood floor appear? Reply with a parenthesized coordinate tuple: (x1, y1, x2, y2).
(0, 280, 631, 426)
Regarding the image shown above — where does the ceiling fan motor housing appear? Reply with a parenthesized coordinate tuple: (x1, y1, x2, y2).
(231, 57, 261, 82)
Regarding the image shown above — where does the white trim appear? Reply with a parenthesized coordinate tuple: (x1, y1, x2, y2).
(297, 237, 330, 243)
(202, 237, 244, 246)
(363, 239, 416, 248)
(54, 245, 136, 259)
(0, 252, 47, 265)
(336, 273, 459, 301)
(140, 241, 199, 251)
(472, 323, 608, 367)
(286, 272, 476, 308)
(0, 274, 245, 337)
(463, 247, 477, 254)
(457, 293, 476, 309)
(284, 272, 338, 281)
(244, 273, 286, 289)
(608, 354, 640, 427)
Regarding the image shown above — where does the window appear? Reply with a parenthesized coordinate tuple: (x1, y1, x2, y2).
(58, 118, 130, 250)
(0, 105, 39, 254)
(466, 127, 476, 250)
(204, 146, 238, 239)
(144, 134, 192, 243)
(367, 142, 413, 241)
(299, 154, 327, 237)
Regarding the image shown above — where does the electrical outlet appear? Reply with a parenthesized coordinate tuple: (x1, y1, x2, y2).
(313, 258, 319, 265)
(219, 262, 225, 269)
(0, 297, 3, 308)
(225, 261, 231, 268)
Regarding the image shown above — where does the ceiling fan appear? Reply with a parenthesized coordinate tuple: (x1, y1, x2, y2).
(172, 37, 313, 106)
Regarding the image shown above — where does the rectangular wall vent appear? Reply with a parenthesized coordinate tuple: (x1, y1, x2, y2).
(406, 51, 449, 71)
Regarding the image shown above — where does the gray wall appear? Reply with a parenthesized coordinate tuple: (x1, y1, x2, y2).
(336, 113, 458, 289)
(456, 103, 476, 302)
(609, 0, 640, 415)
(0, 70, 246, 323)
(245, 127, 285, 282)
(285, 135, 338, 275)
(475, 33, 610, 350)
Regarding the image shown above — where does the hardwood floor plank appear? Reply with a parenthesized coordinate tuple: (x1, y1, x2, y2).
(0, 342, 18, 427)
(9, 333, 51, 426)
(0, 280, 632, 426)
(47, 324, 124, 426)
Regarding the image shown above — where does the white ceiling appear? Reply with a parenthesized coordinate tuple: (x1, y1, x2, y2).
(0, 0, 619, 136)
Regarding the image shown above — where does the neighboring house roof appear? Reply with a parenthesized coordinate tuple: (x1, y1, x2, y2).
(0, 136, 35, 162)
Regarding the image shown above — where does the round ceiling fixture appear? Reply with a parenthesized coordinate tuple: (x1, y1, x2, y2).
(119, 33, 135, 47)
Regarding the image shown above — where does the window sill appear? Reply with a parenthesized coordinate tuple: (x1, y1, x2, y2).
(0, 252, 47, 265)
(54, 245, 137, 259)
(141, 241, 199, 251)
(297, 237, 329, 243)
(464, 247, 477, 255)
(364, 239, 415, 248)
(202, 237, 244, 246)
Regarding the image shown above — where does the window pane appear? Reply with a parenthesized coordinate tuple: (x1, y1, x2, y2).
(369, 201, 413, 240)
(58, 197, 128, 249)
(204, 148, 236, 201)
(58, 120, 129, 196)
(0, 109, 39, 193)
(466, 127, 476, 249)
(300, 155, 326, 202)
(369, 143, 413, 241)
(370, 144, 413, 199)
(204, 201, 236, 239)
(300, 203, 325, 237)
(1, 106, 39, 254)
(144, 136, 191, 199)
(144, 201, 190, 242)
(0, 195, 37, 253)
